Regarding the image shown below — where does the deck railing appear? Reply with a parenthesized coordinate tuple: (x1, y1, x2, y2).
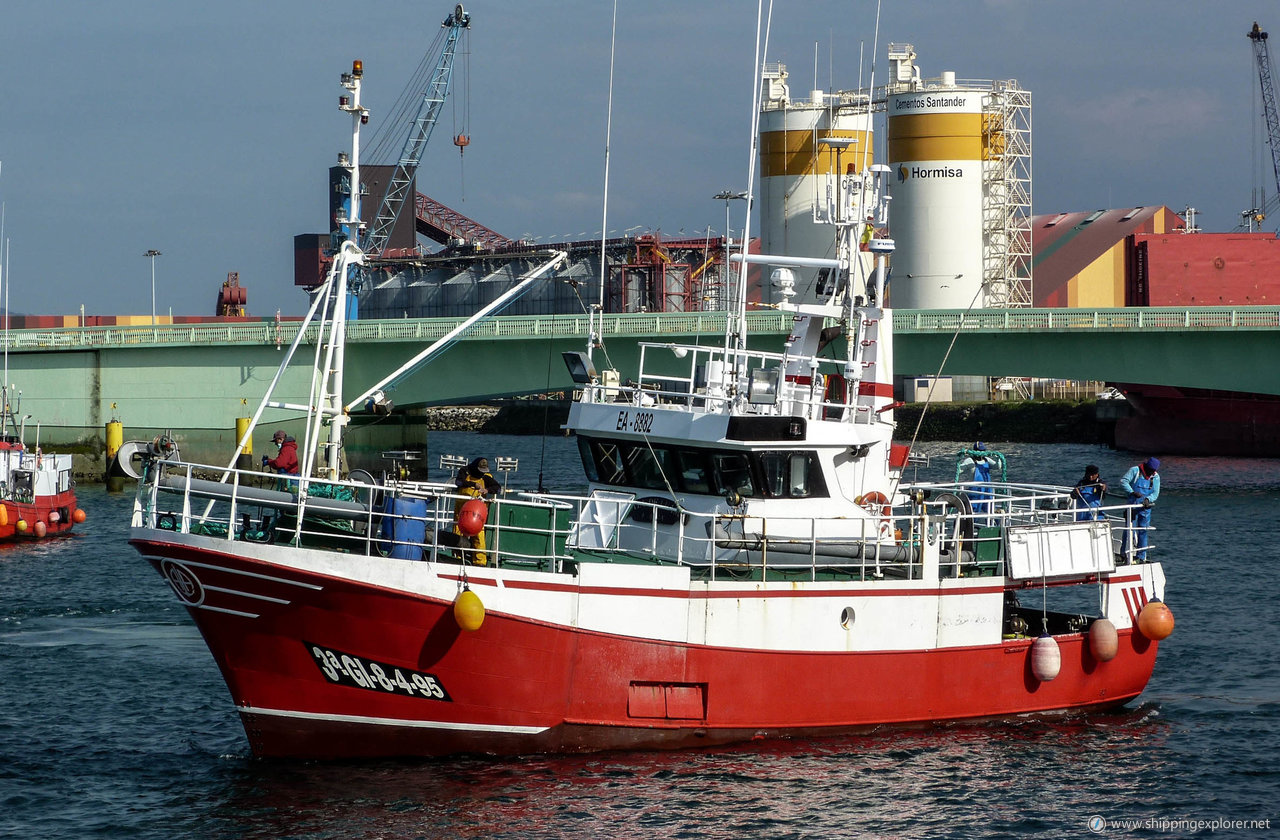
(134, 462, 1155, 582)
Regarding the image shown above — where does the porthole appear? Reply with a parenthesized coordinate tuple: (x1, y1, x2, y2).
(840, 606, 856, 629)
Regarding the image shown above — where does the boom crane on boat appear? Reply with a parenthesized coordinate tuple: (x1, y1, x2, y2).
(1242, 21, 1280, 231)
(363, 3, 471, 257)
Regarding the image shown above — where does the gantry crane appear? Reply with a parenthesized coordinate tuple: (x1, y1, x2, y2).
(363, 4, 471, 257)
(1244, 21, 1280, 230)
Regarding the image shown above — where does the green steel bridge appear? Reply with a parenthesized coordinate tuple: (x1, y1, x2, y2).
(7, 306, 1278, 452)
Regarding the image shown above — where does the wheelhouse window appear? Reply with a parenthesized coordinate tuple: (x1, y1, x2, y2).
(577, 436, 828, 499)
(757, 451, 826, 498)
(622, 443, 676, 491)
(578, 436, 625, 485)
(711, 452, 755, 498)
(674, 449, 712, 494)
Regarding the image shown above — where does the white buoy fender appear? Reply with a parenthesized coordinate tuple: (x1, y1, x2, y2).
(1031, 633, 1061, 682)
(453, 588, 485, 632)
(1088, 618, 1119, 662)
(1137, 598, 1175, 641)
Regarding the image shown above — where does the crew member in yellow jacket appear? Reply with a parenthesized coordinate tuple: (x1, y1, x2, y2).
(453, 457, 502, 565)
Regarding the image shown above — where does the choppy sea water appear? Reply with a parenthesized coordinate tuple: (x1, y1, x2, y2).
(2, 435, 1278, 839)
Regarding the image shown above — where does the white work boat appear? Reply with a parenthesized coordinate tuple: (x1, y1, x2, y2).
(128, 51, 1174, 759)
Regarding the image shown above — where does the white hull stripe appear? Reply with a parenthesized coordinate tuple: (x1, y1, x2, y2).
(194, 604, 260, 619)
(240, 705, 550, 735)
(204, 584, 291, 605)
(139, 550, 324, 591)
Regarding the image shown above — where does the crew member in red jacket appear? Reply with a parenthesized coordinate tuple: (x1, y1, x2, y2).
(263, 430, 299, 475)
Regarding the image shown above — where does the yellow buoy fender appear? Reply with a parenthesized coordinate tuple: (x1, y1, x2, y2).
(1137, 599, 1175, 641)
(16, 519, 28, 533)
(1030, 634, 1061, 682)
(1088, 618, 1119, 662)
(453, 588, 485, 632)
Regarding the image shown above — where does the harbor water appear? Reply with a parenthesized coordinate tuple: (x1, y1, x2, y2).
(2, 435, 1277, 839)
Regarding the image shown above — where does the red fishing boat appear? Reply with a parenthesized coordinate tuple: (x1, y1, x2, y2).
(128, 39, 1174, 759)
(0, 388, 82, 541)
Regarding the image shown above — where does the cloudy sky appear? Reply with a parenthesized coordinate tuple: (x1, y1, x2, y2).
(0, 0, 1272, 317)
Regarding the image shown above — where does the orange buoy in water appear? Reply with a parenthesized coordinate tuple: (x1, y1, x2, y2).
(453, 588, 485, 631)
(33, 520, 47, 538)
(73, 508, 87, 524)
(456, 499, 488, 537)
(1137, 598, 1175, 641)
(1031, 634, 1061, 682)
(1088, 618, 1119, 661)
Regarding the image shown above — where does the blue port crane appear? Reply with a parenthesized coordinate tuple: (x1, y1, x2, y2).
(363, 4, 471, 257)
(1244, 21, 1280, 230)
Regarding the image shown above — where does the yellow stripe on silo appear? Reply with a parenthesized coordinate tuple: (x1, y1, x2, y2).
(887, 113, 986, 161)
(760, 129, 873, 177)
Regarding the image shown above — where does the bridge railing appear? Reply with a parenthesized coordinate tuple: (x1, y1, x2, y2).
(1, 311, 793, 350)
(897, 306, 1280, 332)
(4, 306, 1278, 350)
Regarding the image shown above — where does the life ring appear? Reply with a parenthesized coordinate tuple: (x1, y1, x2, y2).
(856, 491, 894, 540)
(856, 490, 891, 516)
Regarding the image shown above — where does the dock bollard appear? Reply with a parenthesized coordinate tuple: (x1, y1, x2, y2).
(236, 417, 253, 472)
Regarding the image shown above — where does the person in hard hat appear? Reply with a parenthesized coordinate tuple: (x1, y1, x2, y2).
(453, 457, 502, 565)
(1071, 464, 1107, 521)
(262, 430, 299, 475)
(1120, 457, 1161, 561)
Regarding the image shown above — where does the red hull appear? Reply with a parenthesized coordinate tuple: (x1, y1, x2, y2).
(135, 537, 1158, 759)
(1114, 384, 1280, 456)
(0, 490, 79, 541)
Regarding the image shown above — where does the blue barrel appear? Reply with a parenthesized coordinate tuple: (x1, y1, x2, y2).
(379, 497, 427, 560)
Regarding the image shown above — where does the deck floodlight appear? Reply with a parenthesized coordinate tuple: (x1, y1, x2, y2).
(749, 368, 781, 405)
(562, 351, 597, 384)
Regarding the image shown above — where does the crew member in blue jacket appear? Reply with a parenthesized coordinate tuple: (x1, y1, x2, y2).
(1120, 457, 1160, 560)
(961, 442, 993, 522)
(1071, 464, 1107, 521)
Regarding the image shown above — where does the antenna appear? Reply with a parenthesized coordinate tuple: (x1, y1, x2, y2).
(592, 0, 619, 365)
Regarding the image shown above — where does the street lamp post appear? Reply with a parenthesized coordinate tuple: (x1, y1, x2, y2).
(144, 249, 162, 327)
(713, 191, 748, 310)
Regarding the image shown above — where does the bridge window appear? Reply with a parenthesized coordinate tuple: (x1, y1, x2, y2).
(711, 452, 755, 498)
(577, 436, 827, 500)
(579, 437, 627, 485)
(622, 443, 675, 491)
(674, 449, 712, 494)
(757, 451, 826, 498)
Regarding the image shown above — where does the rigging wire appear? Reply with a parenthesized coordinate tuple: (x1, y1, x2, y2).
(888, 280, 987, 502)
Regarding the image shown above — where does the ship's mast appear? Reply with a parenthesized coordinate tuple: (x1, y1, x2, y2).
(314, 60, 370, 479)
